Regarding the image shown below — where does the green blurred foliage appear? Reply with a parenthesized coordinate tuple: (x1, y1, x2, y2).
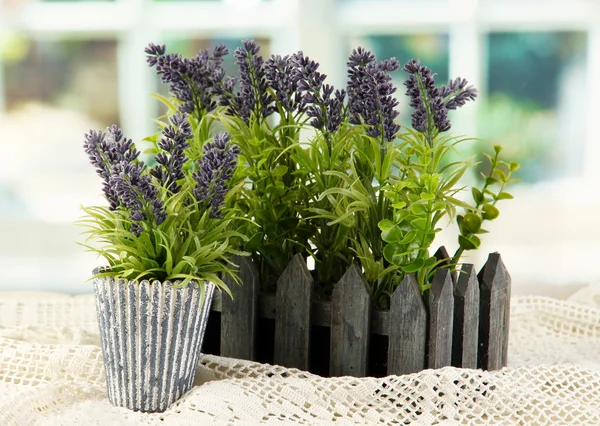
(478, 32, 587, 182)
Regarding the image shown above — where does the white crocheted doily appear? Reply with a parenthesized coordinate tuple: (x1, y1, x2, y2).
(1, 288, 599, 425)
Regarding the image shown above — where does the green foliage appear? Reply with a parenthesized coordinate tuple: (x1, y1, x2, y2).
(220, 111, 314, 290)
(451, 146, 520, 267)
(79, 111, 248, 294)
(80, 195, 245, 296)
(133, 41, 519, 309)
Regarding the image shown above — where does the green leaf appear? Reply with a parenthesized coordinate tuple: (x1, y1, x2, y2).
(245, 233, 263, 251)
(420, 192, 435, 201)
(494, 168, 508, 183)
(378, 219, 395, 232)
(392, 201, 407, 210)
(457, 214, 465, 234)
(431, 201, 446, 213)
(381, 225, 403, 243)
(403, 258, 424, 273)
(279, 217, 299, 232)
(417, 155, 431, 166)
(410, 218, 428, 231)
(411, 203, 428, 215)
(485, 177, 498, 186)
(397, 230, 416, 245)
(458, 234, 478, 250)
(383, 243, 402, 264)
(496, 192, 514, 200)
(510, 161, 520, 172)
(423, 256, 437, 269)
(272, 165, 288, 177)
(472, 187, 484, 205)
(482, 204, 500, 220)
(463, 213, 482, 233)
(395, 209, 411, 224)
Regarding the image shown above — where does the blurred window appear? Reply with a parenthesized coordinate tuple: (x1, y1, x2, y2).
(480, 32, 587, 182)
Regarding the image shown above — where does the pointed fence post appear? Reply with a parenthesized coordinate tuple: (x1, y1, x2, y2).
(452, 264, 479, 368)
(274, 253, 313, 371)
(388, 274, 427, 375)
(434, 245, 457, 282)
(478, 253, 511, 370)
(220, 255, 259, 360)
(329, 264, 372, 377)
(428, 268, 454, 369)
(434, 246, 451, 266)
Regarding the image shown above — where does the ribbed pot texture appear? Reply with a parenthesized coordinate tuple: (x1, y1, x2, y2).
(93, 275, 214, 412)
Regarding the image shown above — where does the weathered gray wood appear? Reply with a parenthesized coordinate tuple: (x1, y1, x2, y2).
(452, 264, 479, 368)
(388, 274, 427, 375)
(329, 264, 372, 377)
(434, 246, 451, 266)
(213, 287, 393, 336)
(428, 268, 454, 369)
(274, 253, 313, 370)
(220, 255, 259, 360)
(478, 253, 511, 370)
(434, 245, 457, 282)
(371, 308, 389, 336)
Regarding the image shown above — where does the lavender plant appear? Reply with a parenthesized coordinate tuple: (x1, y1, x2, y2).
(79, 108, 247, 293)
(140, 39, 518, 307)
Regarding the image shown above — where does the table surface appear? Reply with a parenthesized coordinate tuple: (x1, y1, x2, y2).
(0, 287, 600, 425)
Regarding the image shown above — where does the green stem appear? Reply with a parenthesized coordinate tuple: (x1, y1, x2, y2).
(450, 150, 503, 267)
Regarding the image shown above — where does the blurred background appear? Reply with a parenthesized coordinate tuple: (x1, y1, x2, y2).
(0, 0, 598, 296)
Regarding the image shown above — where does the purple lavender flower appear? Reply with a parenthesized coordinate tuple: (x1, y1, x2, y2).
(265, 54, 306, 114)
(220, 40, 272, 123)
(150, 112, 192, 193)
(193, 132, 240, 218)
(109, 162, 166, 236)
(83, 125, 140, 210)
(145, 43, 229, 119)
(84, 124, 166, 235)
(439, 77, 478, 110)
(403, 59, 470, 135)
(347, 47, 401, 142)
(293, 52, 345, 135)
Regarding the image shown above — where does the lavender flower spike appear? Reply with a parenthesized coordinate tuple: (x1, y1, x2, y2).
(402, 58, 450, 134)
(110, 162, 166, 236)
(193, 132, 240, 218)
(145, 42, 230, 119)
(220, 40, 272, 123)
(84, 124, 166, 235)
(265, 54, 306, 115)
(293, 51, 345, 136)
(150, 112, 192, 193)
(347, 47, 401, 142)
(439, 77, 478, 110)
(83, 125, 140, 210)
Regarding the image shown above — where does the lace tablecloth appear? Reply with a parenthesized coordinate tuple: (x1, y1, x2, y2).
(1, 286, 600, 425)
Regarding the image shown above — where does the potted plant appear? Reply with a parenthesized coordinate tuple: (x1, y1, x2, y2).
(79, 94, 246, 411)
(142, 41, 518, 376)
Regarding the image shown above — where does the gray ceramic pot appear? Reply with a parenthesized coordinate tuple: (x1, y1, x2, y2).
(93, 273, 214, 412)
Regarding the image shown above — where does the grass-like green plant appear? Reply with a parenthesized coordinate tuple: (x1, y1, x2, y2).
(79, 101, 247, 295)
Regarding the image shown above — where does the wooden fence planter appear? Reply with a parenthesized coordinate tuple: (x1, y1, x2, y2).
(204, 248, 511, 377)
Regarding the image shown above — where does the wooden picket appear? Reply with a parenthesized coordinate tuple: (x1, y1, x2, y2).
(207, 248, 511, 377)
(220, 255, 259, 360)
(387, 274, 427, 375)
(428, 268, 454, 369)
(329, 264, 372, 377)
(478, 253, 511, 370)
(274, 253, 313, 371)
(452, 263, 480, 369)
